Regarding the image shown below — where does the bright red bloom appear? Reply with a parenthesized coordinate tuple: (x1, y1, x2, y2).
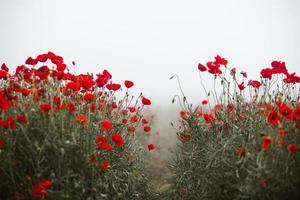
(278, 130, 285, 136)
(39, 103, 51, 112)
(100, 120, 113, 131)
(83, 93, 95, 102)
(95, 135, 107, 144)
(260, 68, 274, 79)
(0, 95, 10, 110)
(235, 147, 246, 157)
(76, 114, 87, 125)
(142, 97, 151, 105)
(148, 144, 155, 151)
(287, 144, 300, 152)
(144, 126, 151, 132)
(283, 73, 300, 84)
(56, 63, 67, 71)
(271, 60, 288, 74)
(66, 82, 81, 92)
(1, 116, 16, 129)
(1, 63, 9, 72)
(96, 70, 112, 87)
(142, 118, 149, 124)
(238, 83, 246, 90)
(227, 104, 235, 113)
(287, 144, 299, 152)
(267, 110, 281, 126)
(128, 106, 136, 112)
(198, 63, 207, 72)
(206, 61, 222, 75)
(261, 136, 273, 151)
(201, 100, 208, 105)
(0, 70, 8, 80)
(249, 80, 261, 88)
(89, 153, 97, 163)
(65, 102, 76, 114)
(124, 80, 134, 88)
(31, 180, 52, 197)
(278, 104, 292, 118)
(106, 83, 121, 91)
(214, 55, 228, 66)
(111, 133, 125, 147)
(17, 114, 28, 124)
(98, 160, 110, 172)
(97, 142, 113, 151)
(0, 139, 5, 150)
(180, 110, 188, 119)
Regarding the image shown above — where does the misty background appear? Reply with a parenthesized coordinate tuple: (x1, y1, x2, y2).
(1, 0, 300, 149)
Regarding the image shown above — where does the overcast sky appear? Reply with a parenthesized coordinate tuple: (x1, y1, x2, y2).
(1, 0, 300, 111)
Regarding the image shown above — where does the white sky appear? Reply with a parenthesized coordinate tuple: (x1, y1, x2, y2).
(1, 0, 300, 111)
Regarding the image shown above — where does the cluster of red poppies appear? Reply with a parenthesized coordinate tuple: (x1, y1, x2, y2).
(0, 52, 157, 199)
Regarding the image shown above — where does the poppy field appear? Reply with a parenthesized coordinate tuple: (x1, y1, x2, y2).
(0, 52, 299, 199)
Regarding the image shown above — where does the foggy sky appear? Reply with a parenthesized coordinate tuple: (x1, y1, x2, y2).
(1, 0, 300, 111)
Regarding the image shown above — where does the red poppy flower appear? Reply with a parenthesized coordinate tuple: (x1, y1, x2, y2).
(96, 70, 112, 87)
(95, 135, 107, 144)
(111, 101, 117, 109)
(198, 63, 207, 72)
(278, 130, 285, 136)
(279, 104, 292, 118)
(21, 88, 31, 96)
(56, 63, 67, 71)
(100, 120, 112, 131)
(66, 82, 81, 92)
(0, 95, 10, 110)
(37, 54, 48, 63)
(83, 93, 95, 102)
(227, 104, 235, 113)
(106, 83, 121, 91)
(267, 110, 281, 126)
(142, 97, 151, 105)
(130, 115, 138, 123)
(235, 147, 246, 157)
(39, 104, 51, 112)
(142, 118, 149, 124)
(261, 136, 273, 151)
(124, 80, 134, 88)
(97, 142, 113, 151)
(278, 138, 284, 145)
(206, 62, 222, 74)
(201, 100, 208, 105)
(76, 114, 87, 125)
(260, 68, 274, 79)
(144, 126, 151, 132)
(127, 126, 135, 133)
(17, 114, 28, 124)
(287, 144, 299, 152)
(98, 160, 110, 172)
(148, 144, 155, 151)
(0, 70, 8, 80)
(1, 63, 9, 72)
(65, 102, 76, 114)
(214, 55, 228, 66)
(259, 177, 267, 188)
(0, 139, 5, 150)
(238, 83, 246, 90)
(111, 133, 125, 147)
(128, 106, 136, 112)
(283, 73, 300, 84)
(31, 180, 52, 197)
(89, 153, 96, 163)
(249, 80, 261, 88)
